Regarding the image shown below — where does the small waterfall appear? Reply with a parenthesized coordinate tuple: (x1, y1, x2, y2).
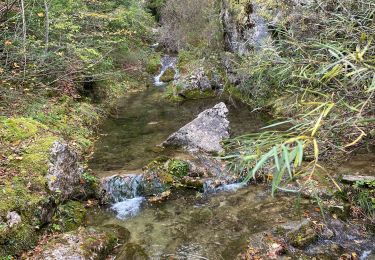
(102, 174, 145, 220)
(154, 56, 179, 87)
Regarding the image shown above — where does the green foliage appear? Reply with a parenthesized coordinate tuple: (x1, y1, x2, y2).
(353, 180, 375, 219)
(168, 160, 189, 178)
(0, 0, 155, 99)
(0, 223, 38, 257)
(146, 53, 162, 74)
(0, 118, 45, 142)
(0, 1, 156, 257)
(160, 68, 175, 82)
(52, 201, 87, 232)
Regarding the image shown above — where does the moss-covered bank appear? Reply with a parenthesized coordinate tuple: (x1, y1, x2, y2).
(0, 0, 158, 257)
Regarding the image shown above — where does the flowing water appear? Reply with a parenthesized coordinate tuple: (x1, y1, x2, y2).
(154, 56, 179, 87)
(88, 84, 375, 259)
(89, 87, 269, 174)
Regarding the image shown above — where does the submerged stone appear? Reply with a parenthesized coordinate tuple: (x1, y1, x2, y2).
(163, 102, 229, 153)
(279, 219, 318, 248)
(118, 243, 149, 260)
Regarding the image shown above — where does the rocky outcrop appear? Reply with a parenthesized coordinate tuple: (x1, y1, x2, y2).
(221, 0, 271, 55)
(178, 67, 223, 92)
(46, 141, 84, 201)
(28, 227, 118, 260)
(163, 102, 229, 153)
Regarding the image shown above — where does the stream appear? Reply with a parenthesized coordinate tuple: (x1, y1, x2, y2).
(87, 59, 375, 259)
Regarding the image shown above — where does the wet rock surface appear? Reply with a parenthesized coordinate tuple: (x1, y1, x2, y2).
(178, 67, 223, 93)
(241, 216, 375, 259)
(28, 227, 118, 260)
(221, 1, 270, 55)
(163, 102, 229, 153)
(160, 67, 176, 83)
(46, 141, 84, 201)
(101, 174, 143, 203)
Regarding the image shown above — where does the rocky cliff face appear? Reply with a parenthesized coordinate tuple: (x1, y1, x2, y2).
(220, 0, 317, 55)
(221, 0, 271, 55)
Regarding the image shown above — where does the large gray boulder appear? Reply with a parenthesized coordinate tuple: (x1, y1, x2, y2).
(163, 102, 229, 153)
(46, 141, 84, 200)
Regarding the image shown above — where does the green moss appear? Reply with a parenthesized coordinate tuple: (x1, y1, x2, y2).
(18, 136, 58, 175)
(183, 89, 216, 99)
(168, 160, 189, 178)
(286, 222, 318, 248)
(0, 223, 38, 258)
(146, 53, 162, 74)
(177, 50, 198, 74)
(0, 117, 46, 142)
(52, 201, 87, 232)
(80, 228, 117, 258)
(0, 178, 46, 217)
(119, 243, 149, 260)
(160, 68, 175, 82)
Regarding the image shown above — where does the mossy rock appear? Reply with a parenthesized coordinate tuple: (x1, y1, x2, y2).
(160, 68, 175, 82)
(167, 160, 189, 178)
(0, 223, 38, 258)
(118, 243, 149, 260)
(102, 224, 131, 243)
(52, 200, 87, 232)
(285, 220, 318, 248)
(146, 53, 162, 74)
(142, 157, 192, 196)
(29, 227, 118, 259)
(18, 135, 58, 175)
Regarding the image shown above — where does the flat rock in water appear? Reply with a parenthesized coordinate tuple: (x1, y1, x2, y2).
(29, 228, 117, 260)
(163, 102, 229, 153)
(341, 175, 375, 183)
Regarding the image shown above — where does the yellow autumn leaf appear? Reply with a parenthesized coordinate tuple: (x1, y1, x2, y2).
(37, 12, 45, 17)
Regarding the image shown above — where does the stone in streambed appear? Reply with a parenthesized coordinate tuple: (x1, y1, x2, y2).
(118, 243, 149, 260)
(29, 227, 118, 260)
(163, 102, 229, 153)
(160, 68, 175, 82)
(276, 219, 318, 248)
(100, 174, 143, 203)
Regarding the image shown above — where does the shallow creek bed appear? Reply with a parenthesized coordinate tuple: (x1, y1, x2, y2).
(86, 87, 374, 259)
